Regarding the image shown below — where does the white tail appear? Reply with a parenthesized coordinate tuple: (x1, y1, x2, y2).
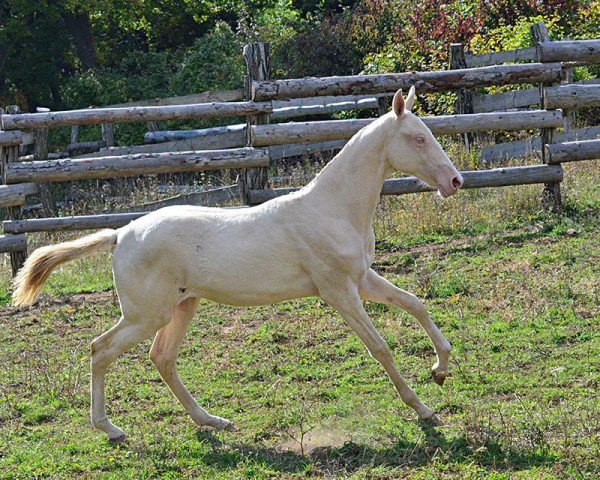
(12, 229, 118, 307)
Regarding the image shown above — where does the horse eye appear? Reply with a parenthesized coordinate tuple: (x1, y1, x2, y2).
(416, 136, 425, 145)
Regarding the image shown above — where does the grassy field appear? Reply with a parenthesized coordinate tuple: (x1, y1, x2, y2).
(0, 160, 598, 479)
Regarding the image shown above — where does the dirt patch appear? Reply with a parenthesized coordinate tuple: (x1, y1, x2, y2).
(278, 424, 350, 455)
(0, 291, 116, 322)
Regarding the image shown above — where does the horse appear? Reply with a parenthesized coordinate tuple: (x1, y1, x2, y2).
(12, 87, 463, 443)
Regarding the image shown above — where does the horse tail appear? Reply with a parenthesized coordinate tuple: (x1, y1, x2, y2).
(12, 229, 119, 307)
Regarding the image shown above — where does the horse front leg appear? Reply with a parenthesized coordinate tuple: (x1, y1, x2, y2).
(320, 281, 440, 424)
(359, 269, 452, 385)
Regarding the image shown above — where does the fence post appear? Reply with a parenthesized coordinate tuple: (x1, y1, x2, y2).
(240, 42, 270, 205)
(560, 39, 576, 132)
(531, 21, 562, 212)
(34, 107, 58, 216)
(101, 123, 115, 147)
(449, 43, 474, 152)
(147, 121, 160, 132)
(70, 125, 80, 144)
(377, 96, 389, 116)
(1, 107, 28, 274)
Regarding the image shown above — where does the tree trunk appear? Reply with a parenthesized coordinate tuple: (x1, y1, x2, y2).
(62, 10, 97, 70)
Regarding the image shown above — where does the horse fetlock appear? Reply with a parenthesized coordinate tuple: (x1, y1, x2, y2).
(92, 415, 125, 439)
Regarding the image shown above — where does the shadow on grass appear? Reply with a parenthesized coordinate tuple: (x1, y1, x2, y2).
(193, 423, 556, 476)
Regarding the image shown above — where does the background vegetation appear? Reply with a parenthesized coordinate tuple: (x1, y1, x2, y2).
(1, 0, 598, 114)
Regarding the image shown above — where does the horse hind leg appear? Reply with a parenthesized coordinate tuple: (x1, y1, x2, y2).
(90, 315, 160, 442)
(149, 297, 233, 431)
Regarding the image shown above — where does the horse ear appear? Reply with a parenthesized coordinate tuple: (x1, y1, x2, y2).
(392, 89, 405, 117)
(405, 86, 416, 112)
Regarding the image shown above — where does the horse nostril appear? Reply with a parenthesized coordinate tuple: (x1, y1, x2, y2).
(451, 176, 463, 189)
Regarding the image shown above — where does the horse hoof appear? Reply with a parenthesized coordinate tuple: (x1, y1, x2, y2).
(109, 433, 127, 444)
(431, 369, 449, 386)
(213, 417, 236, 432)
(420, 414, 443, 427)
(222, 422, 237, 432)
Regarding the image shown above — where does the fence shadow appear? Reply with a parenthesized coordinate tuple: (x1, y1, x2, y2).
(193, 422, 556, 476)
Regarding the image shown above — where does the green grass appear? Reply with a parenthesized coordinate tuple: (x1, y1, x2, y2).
(0, 161, 598, 479)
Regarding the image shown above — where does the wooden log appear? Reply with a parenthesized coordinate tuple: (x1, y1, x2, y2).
(33, 122, 58, 216)
(247, 165, 564, 203)
(544, 84, 600, 109)
(1, 107, 28, 274)
(1, 101, 273, 130)
(271, 96, 381, 119)
(537, 40, 600, 64)
(19, 152, 68, 161)
(559, 51, 575, 132)
(384, 164, 564, 193)
(0, 131, 23, 146)
(5, 147, 270, 184)
(473, 79, 600, 115)
(119, 185, 240, 212)
(0, 183, 38, 207)
(107, 89, 245, 108)
(472, 88, 539, 113)
(77, 133, 246, 159)
(21, 132, 35, 146)
(68, 140, 107, 156)
(269, 140, 348, 161)
(252, 119, 371, 146)
(449, 43, 474, 150)
(465, 47, 537, 68)
(70, 125, 79, 144)
(480, 126, 600, 163)
(532, 21, 562, 211)
(3, 213, 147, 233)
(147, 121, 161, 132)
(144, 124, 245, 145)
(251, 110, 563, 146)
(378, 96, 389, 116)
(101, 123, 115, 147)
(546, 139, 600, 164)
(0, 234, 27, 253)
(251, 63, 564, 100)
(240, 42, 271, 205)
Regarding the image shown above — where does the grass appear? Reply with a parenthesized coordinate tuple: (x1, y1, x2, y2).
(0, 159, 598, 479)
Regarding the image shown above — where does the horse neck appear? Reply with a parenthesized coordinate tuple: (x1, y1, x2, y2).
(304, 115, 393, 234)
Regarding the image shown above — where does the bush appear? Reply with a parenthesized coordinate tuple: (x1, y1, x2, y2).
(170, 21, 245, 95)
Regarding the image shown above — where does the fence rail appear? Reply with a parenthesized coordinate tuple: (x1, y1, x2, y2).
(251, 110, 563, 146)
(546, 139, 600, 163)
(537, 39, 600, 63)
(1, 102, 273, 130)
(247, 165, 565, 204)
(5, 148, 269, 184)
(251, 63, 563, 100)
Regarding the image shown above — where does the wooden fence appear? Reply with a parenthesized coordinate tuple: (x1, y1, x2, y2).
(452, 22, 600, 164)
(1, 34, 599, 274)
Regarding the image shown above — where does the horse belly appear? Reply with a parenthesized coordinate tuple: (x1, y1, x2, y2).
(188, 244, 318, 306)
(193, 264, 317, 306)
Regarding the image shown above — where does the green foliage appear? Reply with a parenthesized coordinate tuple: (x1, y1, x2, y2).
(2, 0, 598, 114)
(171, 22, 245, 95)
